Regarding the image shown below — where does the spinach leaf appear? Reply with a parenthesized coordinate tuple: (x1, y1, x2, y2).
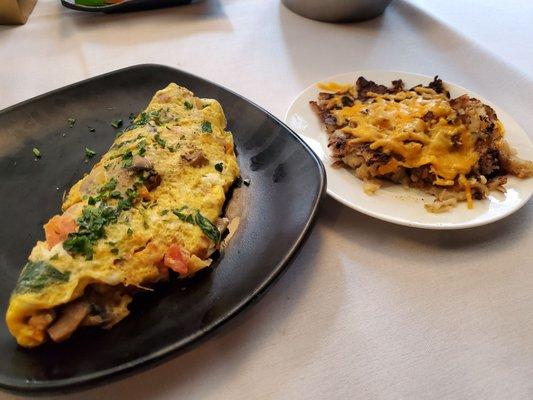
(172, 206, 190, 222)
(194, 211, 220, 243)
(14, 261, 70, 294)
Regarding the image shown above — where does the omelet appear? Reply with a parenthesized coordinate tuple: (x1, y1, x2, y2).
(6, 83, 240, 347)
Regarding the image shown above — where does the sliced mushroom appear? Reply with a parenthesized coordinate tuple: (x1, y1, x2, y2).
(28, 310, 56, 330)
(130, 155, 153, 171)
(47, 300, 90, 343)
(182, 150, 209, 167)
(215, 217, 230, 233)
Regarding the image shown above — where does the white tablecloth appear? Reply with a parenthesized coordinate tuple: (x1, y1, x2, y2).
(1, 1, 532, 399)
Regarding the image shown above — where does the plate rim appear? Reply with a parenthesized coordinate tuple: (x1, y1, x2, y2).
(59, 0, 192, 13)
(0, 64, 326, 394)
(284, 69, 533, 230)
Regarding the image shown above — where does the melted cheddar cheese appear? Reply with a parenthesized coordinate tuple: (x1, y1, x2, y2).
(331, 89, 480, 184)
(318, 82, 354, 93)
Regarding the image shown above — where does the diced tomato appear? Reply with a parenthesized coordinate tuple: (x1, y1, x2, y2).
(163, 243, 189, 276)
(138, 185, 151, 201)
(44, 214, 77, 249)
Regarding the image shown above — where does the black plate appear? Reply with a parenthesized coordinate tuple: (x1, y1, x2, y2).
(0, 64, 325, 394)
(61, 0, 191, 13)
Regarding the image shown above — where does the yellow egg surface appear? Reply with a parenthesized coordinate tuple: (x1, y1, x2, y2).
(6, 83, 239, 348)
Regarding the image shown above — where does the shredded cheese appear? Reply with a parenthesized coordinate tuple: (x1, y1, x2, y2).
(459, 174, 474, 209)
(331, 90, 480, 184)
(318, 82, 354, 93)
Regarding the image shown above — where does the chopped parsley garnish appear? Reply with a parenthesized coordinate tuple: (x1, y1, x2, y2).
(111, 119, 123, 129)
(201, 121, 212, 133)
(67, 118, 76, 128)
(63, 203, 120, 259)
(32, 147, 41, 158)
(110, 190, 122, 199)
(111, 138, 135, 150)
(172, 207, 221, 243)
(127, 227, 133, 236)
(184, 101, 193, 110)
(160, 209, 169, 215)
(154, 133, 166, 148)
(110, 247, 119, 255)
(126, 110, 163, 131)
(85, 148, 96, 158)
(214, 162, 223, 172)
(125, 187, 138, 199)
(128, 112, 136, 121)
(99, 178, 118, 194)
(138, 139, 147, 156)
(122, 150, 133, 168)
(14, 261, 70, 294)
(63, 181, 138, 260)
(88, 126, 96, 132)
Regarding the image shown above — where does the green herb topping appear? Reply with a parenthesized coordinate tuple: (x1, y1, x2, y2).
(63, 204, 120, 260)
(85, 148, 96, 158)
(214, 162, 223, 172)
(154, 133, 166, 148)
(111, 119, 123, 129)
(194, 211, 221, 243)
(14, 261, 70, 294)
(99, 178, 118, 195)
(184, 101, 193, 110)
(138, 139, 147, 156)
(201, 121, 212, 133)
(123, 110, 164, 133)
(122, 150, 133, 168)
(172, 207, 221, 243)
(67, 118, 76, 128)
(32, 148, 41, 158)
(61, 176, 142, 260)
(172, 206, 194, 224)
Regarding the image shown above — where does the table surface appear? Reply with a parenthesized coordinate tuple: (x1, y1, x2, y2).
(1, 0, 532, 399)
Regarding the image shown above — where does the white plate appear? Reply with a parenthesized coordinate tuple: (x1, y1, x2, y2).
(285, 71, 533, 229)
